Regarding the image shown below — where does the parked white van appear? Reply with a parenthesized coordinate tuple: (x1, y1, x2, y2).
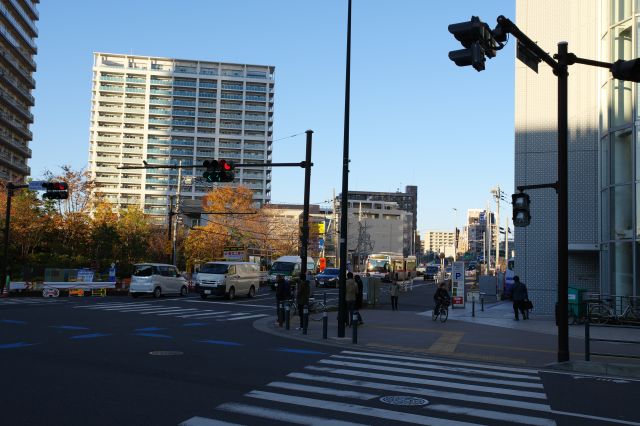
(267, 256, 315, 290)
(196, 261, 260, 300)
(129, 263, 188, 298)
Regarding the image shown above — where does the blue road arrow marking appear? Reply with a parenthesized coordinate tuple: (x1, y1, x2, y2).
(0, 342, 38, 349)
(133, 333, 173, 339)
(196, 339, 242, 346)
(49, 325, 89, 330)
(182, 322, 208, 327)
(1, 319, 27, 324)
(70, 333, 111, 340)
(134, 327, 166, 332)
(275, 348, 325, 355)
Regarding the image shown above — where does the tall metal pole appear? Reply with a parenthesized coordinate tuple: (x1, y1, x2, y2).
(300, 130, 313, 279)
(0, 184, 13, 296)
(172, 160, 183, 266)
(557, 42, 570, 362)
(338, 0, 352, 338)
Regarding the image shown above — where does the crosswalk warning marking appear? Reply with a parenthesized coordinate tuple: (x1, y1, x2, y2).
(266, 381, 379, 400)
(426, 404, 557, 426)
(216, 403, 367, 426)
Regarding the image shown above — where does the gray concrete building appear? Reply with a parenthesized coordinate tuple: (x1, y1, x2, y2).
(0, 0, 38, 182)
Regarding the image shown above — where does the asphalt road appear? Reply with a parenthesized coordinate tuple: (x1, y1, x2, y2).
(2, 287, 638, 425)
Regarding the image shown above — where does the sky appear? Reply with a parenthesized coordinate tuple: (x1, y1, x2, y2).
(29, 0, 516, 235)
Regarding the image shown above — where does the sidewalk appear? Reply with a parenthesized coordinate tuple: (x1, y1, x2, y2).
(254, 300, 640, 375)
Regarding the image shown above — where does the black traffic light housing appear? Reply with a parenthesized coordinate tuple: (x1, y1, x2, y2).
(42, 182, 69, 200)
(611, 59, 640, 83)
(218, 159, 235, 183)
(448, 16, 497, 72)
(202, 159, 235, 183)
(512, 192, 531, 227)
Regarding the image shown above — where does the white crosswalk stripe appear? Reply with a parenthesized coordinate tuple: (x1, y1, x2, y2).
(0, 297, 69, 306)
(72, 302, 265, 322)
(180, 349, 560, 426)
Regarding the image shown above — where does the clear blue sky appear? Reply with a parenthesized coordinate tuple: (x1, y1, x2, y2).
(30, 0, 516, 234)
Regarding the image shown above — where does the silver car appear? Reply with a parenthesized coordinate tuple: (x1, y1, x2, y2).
(129, 263, 188, 298)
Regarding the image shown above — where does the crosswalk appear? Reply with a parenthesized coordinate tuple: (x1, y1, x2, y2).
(0, 297, 69, 306)
(180, 349, 559, 426)
(73, 301, 268, 322)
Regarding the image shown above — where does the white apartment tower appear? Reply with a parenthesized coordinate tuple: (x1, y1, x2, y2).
(88, 53, 274, 221)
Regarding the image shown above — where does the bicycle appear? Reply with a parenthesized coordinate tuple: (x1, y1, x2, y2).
(432, 300, 449, 323)
(588, 298, 640, 324)
(289, 298, 326, 320)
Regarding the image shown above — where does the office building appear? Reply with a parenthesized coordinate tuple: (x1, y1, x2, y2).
(461, 209, 497, 260)
(0, 0, 38, 182)
(88, 53, 274, 222)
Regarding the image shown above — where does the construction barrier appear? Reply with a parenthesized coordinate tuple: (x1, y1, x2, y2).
(91, 288, 107, 297)
(69, 288, 85, 297)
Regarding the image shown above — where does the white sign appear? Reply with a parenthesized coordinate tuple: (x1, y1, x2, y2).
(76, 269, 94, 282)
(451, 261, 465, 307)
(28, 181, 46, 190)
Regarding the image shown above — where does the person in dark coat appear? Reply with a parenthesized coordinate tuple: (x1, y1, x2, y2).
(354, 274, 364, 325)
(274, 275, 290, 326)
(511, 275, 529, 320)
(296, 272, 310, 329)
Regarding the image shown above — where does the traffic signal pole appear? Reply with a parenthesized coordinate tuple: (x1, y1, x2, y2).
(299, 130, 313, 280)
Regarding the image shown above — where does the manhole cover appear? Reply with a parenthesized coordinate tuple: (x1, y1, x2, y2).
(149, 351, 183, 356)
(379, 396, 429, 406)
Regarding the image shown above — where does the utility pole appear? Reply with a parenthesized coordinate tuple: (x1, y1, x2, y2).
(172, 160, 183, 266)
(333, 188, 339, 267)
(493, 186, 501, 270)
(299, 130, 313, 280)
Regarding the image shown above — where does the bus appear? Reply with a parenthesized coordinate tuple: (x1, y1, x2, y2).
(365, 252, 417, 282)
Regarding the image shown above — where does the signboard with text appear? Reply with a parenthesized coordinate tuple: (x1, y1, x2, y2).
(451, 261, 465, 307)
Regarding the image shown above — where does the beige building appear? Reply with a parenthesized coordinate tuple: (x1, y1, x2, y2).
(0, 0, 38, 182)
(423, 231, 456, 254)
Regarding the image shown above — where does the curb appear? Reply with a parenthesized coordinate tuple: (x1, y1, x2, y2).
(544, 360, 640, 380)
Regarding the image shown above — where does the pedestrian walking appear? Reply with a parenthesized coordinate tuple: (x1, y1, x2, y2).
(274, 275, 290, 326)
(354, 274, 364, 325)
(296, 272, 310, 329)
(390, 279, 400, 311)
(511, 275, 529, 320)
(345, 272, 357, 326)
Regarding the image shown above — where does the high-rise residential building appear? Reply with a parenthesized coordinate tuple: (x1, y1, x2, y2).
(424, 231, 456, 254)
(461, 209, 497, 260)
(88, 53, 274, 222)
(344, 185, 418, 254)
(514, 0, 624, 314)
(0, 0, 38, 182)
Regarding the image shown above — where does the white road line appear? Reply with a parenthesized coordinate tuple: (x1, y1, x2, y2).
(426, 404, 556, 426)
(178, 310, 230, 318)
(184, 299, 270, 308)
(77, 303, 148, 310)
(305, 366, 547, 399)
(246, 390, 483, 426)
(223, 314, 267, 321)
(179, 416, 241, 426)
(341, 350, 540, 376)
(217, 402, 368, 426)
(102, 306, 172, 312)
(267, 381, 378, 400)
(549, 409, 640, 425)
(156, 308, 199, 316)
(288, 372, 552, 413)
(318, 359, 543, 389)
(138, 308, 194, 315)
(330, 354, 540, 381)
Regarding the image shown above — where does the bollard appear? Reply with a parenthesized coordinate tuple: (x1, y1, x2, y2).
(285, 303, 290, 330)
(481, 295, 484, 312)
(585, 320, 590, 361)
(322, 310, 328, 339)
(278, 302, 284, 326)
(472, 299, 475, 317)
(303, 306, 309, 335)
(352, 312, 358, 344)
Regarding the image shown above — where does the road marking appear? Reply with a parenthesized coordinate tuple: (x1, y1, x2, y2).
(196, 339, 242, 346)
(0, 342, 38, 349)
(428, 331, 464, 354)
(459, 341, 558, 354)
(133, 332, 173, 339)
(329, 354, 540, 380)
(100, 305, 170, 312)
(266, 381, 379, 400)
(223, 314, 267, 321)
(0, 319, 27, 324)
(156, 308, 199, 316)
(305, 365, 547, 399)
(216, 403, 367, 426)
(366, 342, 529, 365)
(179, 416, 241, 426)
(69, 333, 110, 340)
(341, 350, 538, 374)
(288, 372, 552, 412)
(49, 325, 90, 330)
(317, 359, 543, 389)
(549, 409, 640, 425)
(246, 390, 482, 426)
(139, 308, 198, 315)
(426, 404, 556, 426)
(184, 299, 270, 308)
(78, 303, 152, 310)
(134, 327, 166, 332)
(276, 348, 325, 355)
(178, 310, 230, 318)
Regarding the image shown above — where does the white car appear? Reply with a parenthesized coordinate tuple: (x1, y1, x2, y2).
(129, 263, 188, 298)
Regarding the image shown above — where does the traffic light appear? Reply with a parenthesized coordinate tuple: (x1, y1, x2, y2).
(218, 159, 235, 182)
(448, 16, 496, 72)
(202, 159, 219, 182)
(512, 192, 531, 227)
(611, 59, 640, 83)
(42, 182, 69, 200)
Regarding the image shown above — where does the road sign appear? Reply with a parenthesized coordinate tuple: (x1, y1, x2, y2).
(28, 181, 46, 190)
(452, 261, 466, 307)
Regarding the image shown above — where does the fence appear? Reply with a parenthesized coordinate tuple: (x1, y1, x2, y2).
(584, 321, 640, 361)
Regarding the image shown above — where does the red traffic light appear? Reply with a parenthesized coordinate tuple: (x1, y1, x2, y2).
(43, 182, 68, 191)
(219, 159, 233, 171)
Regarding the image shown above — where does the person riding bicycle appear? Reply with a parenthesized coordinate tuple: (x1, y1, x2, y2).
(433, 282, 450, 314)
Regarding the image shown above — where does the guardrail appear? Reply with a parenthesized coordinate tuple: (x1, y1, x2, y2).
(584, 321, 640, 361)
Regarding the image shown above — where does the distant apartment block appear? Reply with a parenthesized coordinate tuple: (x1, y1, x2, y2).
(88, 53, 274, 221)
(0, 0, 38, 182)
(424, 231, 456, 254)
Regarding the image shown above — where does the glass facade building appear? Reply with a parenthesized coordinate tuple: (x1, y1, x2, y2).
(88, 53, 274, 222)
(0, 0, 38, 182)
(599, 0, 640, 300)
